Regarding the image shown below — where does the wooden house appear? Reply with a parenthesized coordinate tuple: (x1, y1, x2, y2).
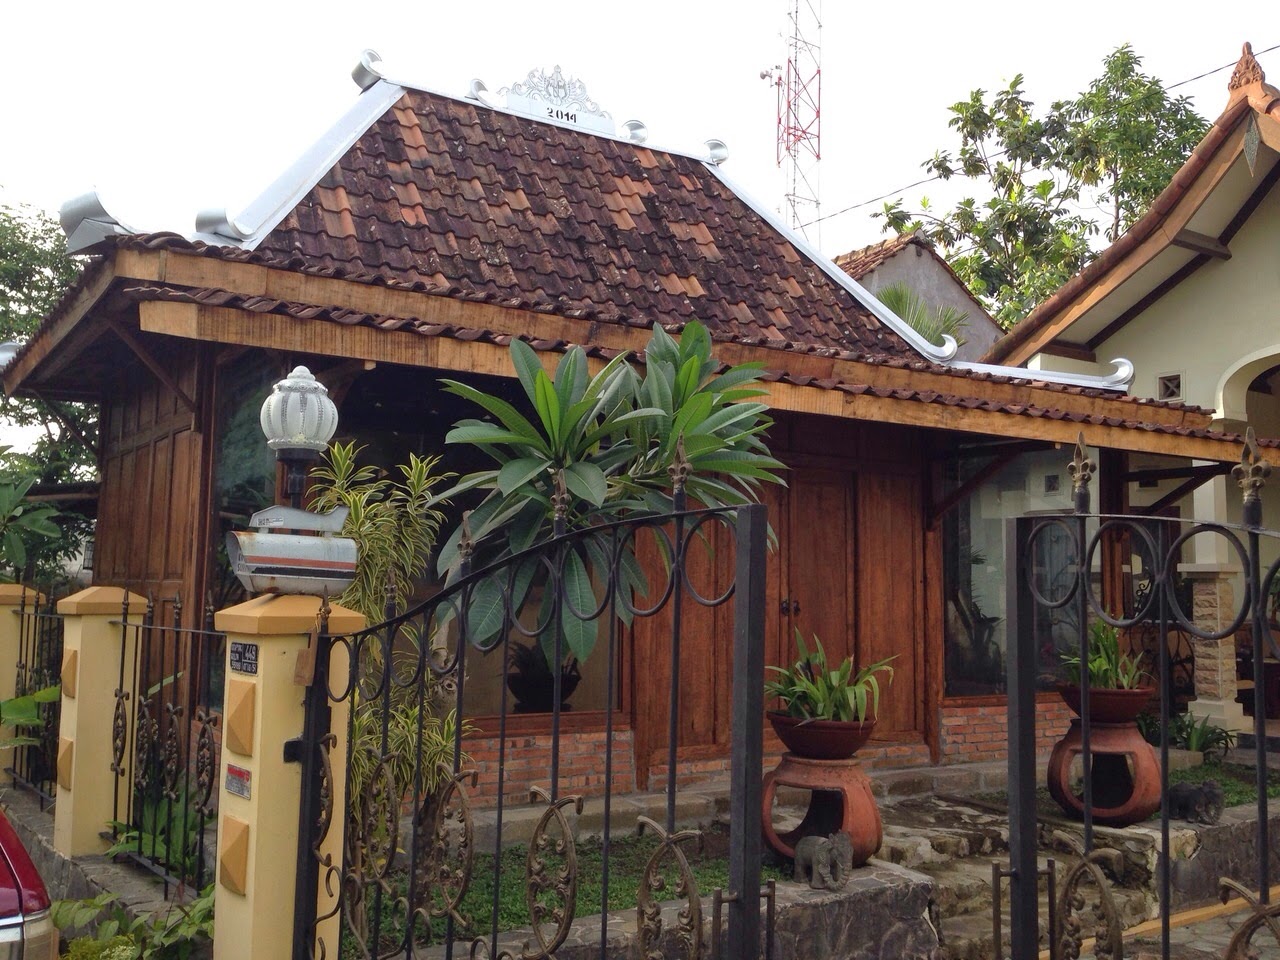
(2, 56, 1253, 791)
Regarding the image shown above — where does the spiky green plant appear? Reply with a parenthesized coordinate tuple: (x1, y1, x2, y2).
(765, 630, 896, 723)
(874, 282, 969, 348)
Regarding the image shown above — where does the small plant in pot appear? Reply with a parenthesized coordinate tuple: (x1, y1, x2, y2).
(506, 642, 582, 714)
(1058, 621, 1153, 723)
(765, 631, 896, 760)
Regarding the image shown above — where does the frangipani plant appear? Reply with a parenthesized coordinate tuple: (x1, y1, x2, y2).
(434, 320, 784, 665)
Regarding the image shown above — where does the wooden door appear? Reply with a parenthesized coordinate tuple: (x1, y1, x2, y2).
(782, 468, 856, 665)
(855, 470, 923, 737)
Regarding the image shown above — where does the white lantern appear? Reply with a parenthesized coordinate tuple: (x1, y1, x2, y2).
(259, 366, 338, 455)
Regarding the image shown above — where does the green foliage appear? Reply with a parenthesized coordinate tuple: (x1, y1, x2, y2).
(876, 45, 1209, 327)
(0, 447, 62, 580)
(1139, 710, 1237, 762)
(0, 203, 96, 506)
(765, 630, 896, 723)
(435, 320, 783, 663)
(874, 281, 969, 347)
(1060, 622, 1149, 690)
(106, 786, 203, 883)
(52, 883, 214, 960)
(309, 442, 452, 625)
(0, 682, 60, 748)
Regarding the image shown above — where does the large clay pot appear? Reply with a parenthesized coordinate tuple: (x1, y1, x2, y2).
(1057, 685, 1154, 724)
(767, 712, 876, 760)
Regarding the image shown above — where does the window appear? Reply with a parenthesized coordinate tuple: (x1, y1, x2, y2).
(1156, 373, 1183, 402)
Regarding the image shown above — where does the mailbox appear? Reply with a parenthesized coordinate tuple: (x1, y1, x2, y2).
(226, 504, 357, 596)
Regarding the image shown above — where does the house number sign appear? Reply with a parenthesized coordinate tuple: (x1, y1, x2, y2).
(229, 641, 259, 675)
(226, 764, 251, 800)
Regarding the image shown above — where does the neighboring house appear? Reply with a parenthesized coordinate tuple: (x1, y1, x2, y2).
(0, 56, 1250, 793)
(835, 233, 1004, 361)
(983, 42, 1280, 731)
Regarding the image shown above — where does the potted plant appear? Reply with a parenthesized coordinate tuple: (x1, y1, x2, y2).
(506, 643, 582, 713)
(1058, 621, 1153, 723)
(765, 631, 896, 760)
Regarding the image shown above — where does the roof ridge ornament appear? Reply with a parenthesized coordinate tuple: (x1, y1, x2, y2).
(499, 66, 615, 134)
(352, 50, 385, 92)
(1229, 42, 1266, 93)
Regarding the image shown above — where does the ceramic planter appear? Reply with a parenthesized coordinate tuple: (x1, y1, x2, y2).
(1057, 684, 1154, 724)
(767, 711, 876, 759)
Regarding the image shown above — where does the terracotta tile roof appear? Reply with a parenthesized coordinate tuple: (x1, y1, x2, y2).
(984, 43, 1280, 365)
(250, 89, 916, 359)
(118, 282, 1217, 420)
(832, 233, 919, 279)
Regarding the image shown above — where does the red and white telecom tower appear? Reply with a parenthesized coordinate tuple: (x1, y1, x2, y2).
(770, 0, 822, 240)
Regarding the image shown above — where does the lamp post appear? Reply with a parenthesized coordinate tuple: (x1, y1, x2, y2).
(259, 366, 338, 509)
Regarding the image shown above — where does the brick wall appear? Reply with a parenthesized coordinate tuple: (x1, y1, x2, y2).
(462, 729, 636, 805)
(940, 696, 1074, 763)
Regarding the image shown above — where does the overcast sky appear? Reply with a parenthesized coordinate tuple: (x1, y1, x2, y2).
(0, 1, 1275, 260)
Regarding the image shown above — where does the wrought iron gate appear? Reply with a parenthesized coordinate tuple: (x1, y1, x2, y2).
(292, 502, 768, 959)
(1000, 433, 1280, 959)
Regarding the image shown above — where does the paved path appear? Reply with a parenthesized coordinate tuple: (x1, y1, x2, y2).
(1127, 910, 1280, 958)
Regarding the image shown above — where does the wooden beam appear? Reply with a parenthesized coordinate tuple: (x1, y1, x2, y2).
(136, 300, 1247, 462)
(1134, 471, 1218, 516)
(2, 260, 116, 394)
(1170, 228, 1231, 260)
(928, 451, 1023, 529)
(1037, 341, 1096, 363)
(133, 282, 1210, 432)
(1123, 463, 1231, 483)
(104, 316, 197, 414)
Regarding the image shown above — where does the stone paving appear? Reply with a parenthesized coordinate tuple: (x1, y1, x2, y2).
(1127, 911, 1280, 958)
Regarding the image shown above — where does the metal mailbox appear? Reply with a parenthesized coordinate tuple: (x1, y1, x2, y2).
(226, 504, 357, 597)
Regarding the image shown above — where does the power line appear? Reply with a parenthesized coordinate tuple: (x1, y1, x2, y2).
(801, 42, 1280, 230)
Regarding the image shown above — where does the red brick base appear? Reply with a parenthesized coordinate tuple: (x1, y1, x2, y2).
(940, 695, 1074, 763)
(461, 729, 636, 805)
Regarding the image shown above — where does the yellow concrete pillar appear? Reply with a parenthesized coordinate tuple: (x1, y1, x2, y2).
(212, 595, 361, 960)
(0, 585, 45, 781)
(53, 586, 147, 857)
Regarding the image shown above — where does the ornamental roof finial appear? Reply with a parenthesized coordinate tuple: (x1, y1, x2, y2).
(1229, 42, 1266, 93)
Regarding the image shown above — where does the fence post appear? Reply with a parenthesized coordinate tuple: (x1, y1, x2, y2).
(0, 584, 44, 782)
(211, 594, 361, 960)
(53, 586, 147, 857)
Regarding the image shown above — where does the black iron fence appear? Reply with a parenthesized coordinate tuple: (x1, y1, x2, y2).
(109, 594, 223, 896)
(1000, 433, 1280, 959)
(9, 588, 62, 807)
(293, 502, 769, 960)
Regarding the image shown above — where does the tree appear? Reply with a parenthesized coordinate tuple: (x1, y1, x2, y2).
(876, 46, 1210, 327)
(1, 202, 93, 582)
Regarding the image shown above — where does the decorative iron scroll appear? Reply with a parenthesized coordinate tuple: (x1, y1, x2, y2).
(1054, 848, 1124, 960)
(420, 765, 479, 928)
(1221, 878, 1280, 959)
(311, 733, 340, 960)
(522, 786, 583, 959)
(636, 815, 704, 960)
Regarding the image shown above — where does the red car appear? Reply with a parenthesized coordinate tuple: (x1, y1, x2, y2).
(0, 810, 57, 958)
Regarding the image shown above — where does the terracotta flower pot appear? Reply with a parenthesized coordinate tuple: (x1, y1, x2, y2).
(768, 711, 877, 760)
(1057, 684, 1153, 724)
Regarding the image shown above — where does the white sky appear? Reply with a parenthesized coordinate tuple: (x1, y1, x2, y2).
(0, 1, 1275, 260)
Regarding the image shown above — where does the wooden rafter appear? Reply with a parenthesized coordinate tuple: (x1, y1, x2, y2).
(1123, 463, 1232, 483)
(1038, 342, 1096, 363)
(1170, 229, 1231, 260)
(928, 450, 1024, 529)
(105, 316, 196, 414)
(1134, 470, 1225, 516)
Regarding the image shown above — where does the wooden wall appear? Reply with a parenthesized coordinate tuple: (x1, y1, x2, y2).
(94, 333, 210, 625)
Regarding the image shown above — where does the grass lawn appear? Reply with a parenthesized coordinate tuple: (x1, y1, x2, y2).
(351, 822, 787, 952)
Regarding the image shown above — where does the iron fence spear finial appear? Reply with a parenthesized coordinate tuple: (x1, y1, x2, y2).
(1233, 426, 1271, 527)
(551, 470, 570, 536)
(1067, 431, 1095, 514)
(669, 437, 691, 512)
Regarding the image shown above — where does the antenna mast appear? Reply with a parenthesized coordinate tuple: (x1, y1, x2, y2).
(773, 0, 821, 241)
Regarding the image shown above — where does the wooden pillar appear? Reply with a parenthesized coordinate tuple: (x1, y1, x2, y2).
(53, 586, 147, 857)
(211, 595, 360, 960)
